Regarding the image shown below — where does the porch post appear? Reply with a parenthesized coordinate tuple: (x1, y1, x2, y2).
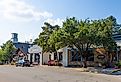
(40, 52, 43, 65)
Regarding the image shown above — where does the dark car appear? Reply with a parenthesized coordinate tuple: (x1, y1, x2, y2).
(23, 60, 30, 67)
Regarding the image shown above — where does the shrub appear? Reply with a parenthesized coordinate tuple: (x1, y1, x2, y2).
(115, 60, 121, 68)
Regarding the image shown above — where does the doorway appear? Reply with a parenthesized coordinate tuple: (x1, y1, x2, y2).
(34, 53, 40, 64)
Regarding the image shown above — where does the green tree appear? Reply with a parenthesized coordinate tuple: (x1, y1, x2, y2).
(34, 22, 60, 53)
(1, 40, 16, 62)
(35, 16, 119, 67)
(0, 49, 4, 61)
(49, 16, 117, 67)
(91, 17, 117, 50)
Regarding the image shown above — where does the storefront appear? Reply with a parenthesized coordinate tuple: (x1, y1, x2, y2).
(28, 45, 42, 65)
(57, 47, 94, 67)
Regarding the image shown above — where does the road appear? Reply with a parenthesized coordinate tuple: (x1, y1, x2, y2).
(0, 65, 121, 82)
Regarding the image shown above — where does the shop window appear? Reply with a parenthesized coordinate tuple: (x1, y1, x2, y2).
(54, 53, 57, 60)
(71, 51, 80, 61)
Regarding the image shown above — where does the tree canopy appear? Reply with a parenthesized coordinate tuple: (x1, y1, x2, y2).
(34, 22, 60, 52)
(34, 16, 121, 67)
(0, 40, 16, 62)
(35, 16, 120, 56)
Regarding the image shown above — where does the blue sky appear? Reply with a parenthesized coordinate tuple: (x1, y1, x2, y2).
(0, 0, 121, 45)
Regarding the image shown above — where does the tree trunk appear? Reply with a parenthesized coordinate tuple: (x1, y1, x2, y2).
(82, 51, 88, 68)
(75, 43, 90, 68)
(78, 49, 87, 68)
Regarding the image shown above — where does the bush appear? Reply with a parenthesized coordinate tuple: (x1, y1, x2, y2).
(115, 61, 121, 68)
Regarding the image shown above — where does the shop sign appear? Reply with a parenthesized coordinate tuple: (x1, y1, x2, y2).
(97, 55, 105, 59)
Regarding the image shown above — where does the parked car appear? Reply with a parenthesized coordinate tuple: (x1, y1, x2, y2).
(11, 61, 16, 65)
(16, 59, 30, 67)
(16, 58, 25, 67)
(48, 60, 55, 66)
(23, 60, 30, 67)
(48, 60, 62, 66)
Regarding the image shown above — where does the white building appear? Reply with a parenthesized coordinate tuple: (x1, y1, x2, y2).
(28, 45, 42, 65)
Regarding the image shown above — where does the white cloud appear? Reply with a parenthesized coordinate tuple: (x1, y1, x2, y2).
(0, 0, 53, 21)
(44, 18, 64, 26)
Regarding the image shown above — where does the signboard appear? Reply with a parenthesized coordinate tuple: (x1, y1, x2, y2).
(28, 45, 42, 53)
(97, 55, 105, 59)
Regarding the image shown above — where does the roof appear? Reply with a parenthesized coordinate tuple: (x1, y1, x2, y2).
(13, 42, 33, 54)
(112, 33, 121, 40)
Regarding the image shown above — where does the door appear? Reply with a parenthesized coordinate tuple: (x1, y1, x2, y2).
(34, 53, 40, 64)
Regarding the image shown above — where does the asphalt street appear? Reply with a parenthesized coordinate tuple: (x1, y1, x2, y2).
(0, 65, 121, 82)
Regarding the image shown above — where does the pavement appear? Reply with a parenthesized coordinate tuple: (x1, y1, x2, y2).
(0, 65, 121, 82)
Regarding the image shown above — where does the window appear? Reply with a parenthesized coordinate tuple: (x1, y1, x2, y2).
(58, 52, 63, 61)
(54, 53, 57, 60)
(71, 51, 81, 61)
(34, 53, 40, 63)
(86, 51, 94, 61)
